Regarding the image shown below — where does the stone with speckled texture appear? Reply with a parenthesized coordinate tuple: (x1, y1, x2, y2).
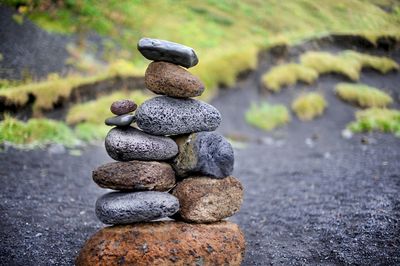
(95, 191, 179, 224)
(105, 127, 178, 161)
(76, 221, 245, 265)
(136, 96, 221, 136)
(110, 99, 137, 115)
(137, 37, 199, 68)
(172, 131, 234, 178)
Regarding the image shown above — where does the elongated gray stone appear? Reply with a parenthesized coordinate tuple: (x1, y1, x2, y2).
(137, 38, 198, 68)
(136, 96, 221, 136)
(105, 127, 178, 161)
(95, 191, 179, 224)
(104, 114, 136, 127)
(172, 132, 234, 178)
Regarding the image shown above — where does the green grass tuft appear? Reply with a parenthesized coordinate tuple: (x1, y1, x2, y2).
(66, 90, 151, 125)
(0, 115, 79, 147)
(292, 92, 327, 121)
(335, 83, 393, 108)
(341, 50, 399, 74)
(261, 63, 318, 92)
(245, 102, 290, 131)
(347, 108, 400, 136)
(300, 51, 362, 80)
(74, 122, 109, 142)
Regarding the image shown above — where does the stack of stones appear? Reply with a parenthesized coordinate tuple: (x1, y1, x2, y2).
(76, 38, 245, 265)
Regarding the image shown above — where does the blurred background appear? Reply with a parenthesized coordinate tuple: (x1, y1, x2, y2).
(0, 1, 400, 265)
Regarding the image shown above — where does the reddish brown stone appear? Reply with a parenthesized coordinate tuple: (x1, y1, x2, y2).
(110, 99, 137, 115)
(145, 61, 204, 98)
(76, 221, 245, 266)
(92, 161, 175, 191)
(172, 176, 243, 223)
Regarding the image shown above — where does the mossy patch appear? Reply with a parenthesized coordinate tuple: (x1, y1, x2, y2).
(341, 50, 399, 74)
(66, 90, 151, 125)
(261, 63, 318, 92)
(0, 115, 79, 147)
(300, 51, 362, 80)
(335, 83, 393, 108)
(292, 93, 327, 121)
(245, 102, 290, 131)
(347, 108, 400, 136)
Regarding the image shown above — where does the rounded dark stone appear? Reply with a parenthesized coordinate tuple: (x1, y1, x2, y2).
(95, 191, 180, 224)
(105, 127, 178, 161)
(137, 37, 199, 68)
(110, 99, 137, 115)
(136, 96, 221, 136)
(172, 132, 234, 178)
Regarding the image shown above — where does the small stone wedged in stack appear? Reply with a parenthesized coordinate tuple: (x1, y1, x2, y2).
(77, 37, 246, 265)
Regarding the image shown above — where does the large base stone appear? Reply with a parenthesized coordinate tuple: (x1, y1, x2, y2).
(76, 221, 245, 266)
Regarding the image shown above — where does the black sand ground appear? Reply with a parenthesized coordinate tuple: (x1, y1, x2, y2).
(1, 25, 400, 265)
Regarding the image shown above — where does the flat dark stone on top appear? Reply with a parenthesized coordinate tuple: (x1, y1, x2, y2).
(138, 37, 199, 68)
(110, 99, 137, 115)
(105, 114, 136, 127)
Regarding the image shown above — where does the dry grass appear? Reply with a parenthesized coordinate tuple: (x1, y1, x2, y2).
(261, 63, 318, 92)
(347, 108, 400, 136)
(245, 102, 290, 131)
(300, 51, 362, 80)
(292, 93, 327, 121)
(335, 83, 393, 108)
(66, 90, 151, 125)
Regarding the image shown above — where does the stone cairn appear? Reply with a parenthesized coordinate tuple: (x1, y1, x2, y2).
(76, 38, 245, 265)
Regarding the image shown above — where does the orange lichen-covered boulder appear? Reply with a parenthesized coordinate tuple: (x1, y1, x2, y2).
(76, 221, 245, 266)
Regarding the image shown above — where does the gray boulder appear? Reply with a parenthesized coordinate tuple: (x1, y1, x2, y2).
(136, 96, 221, 136)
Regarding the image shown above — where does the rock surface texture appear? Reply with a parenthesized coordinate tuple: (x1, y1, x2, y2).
(136, 96, 221, 135)
(172, 132, 234, 178)
(172, 176, 243, 223)
(145, 61, 204, 98)
(92, 161, 176, 191)
(138, 37, 199, 68)
(95, 191, 179, 224)
(76, 221, 245, 266)
(110, 99, 137, 115)
(105, 127, 178, 161)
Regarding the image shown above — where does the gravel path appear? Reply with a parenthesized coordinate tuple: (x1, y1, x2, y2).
(1, 40, 400, 265)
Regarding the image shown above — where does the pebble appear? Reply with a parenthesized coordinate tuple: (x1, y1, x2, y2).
(92, 160, 175, 191)
(137, 37, 199, 68)
(105, 127, 178, 161)
(95, 191, 179, 224)
(136, 96, 221, 135)
(172, 132, 234, 178)
(172, 176, 243, 223)
(104, 114, 136, 127)
(110, 99, 137, 115)
(145, 61, 204, 98)
(76, 221, 245, 265)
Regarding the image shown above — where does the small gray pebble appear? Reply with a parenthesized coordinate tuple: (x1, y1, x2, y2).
(137, 37, 198, 68)
(105, 114, 136, 127)
(95, 191, 180, 224)
(136, 96, 221, 136)
(105, 126, 178, 161)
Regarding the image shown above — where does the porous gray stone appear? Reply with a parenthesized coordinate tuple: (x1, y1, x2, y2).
(136, 96, 221, 136)
(172, 132, 234, 178)
(137, 37, 199, 68)
(95, 191, 179, 224)
(104, 114, 136, 127)
(105, 127, 178, 161)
